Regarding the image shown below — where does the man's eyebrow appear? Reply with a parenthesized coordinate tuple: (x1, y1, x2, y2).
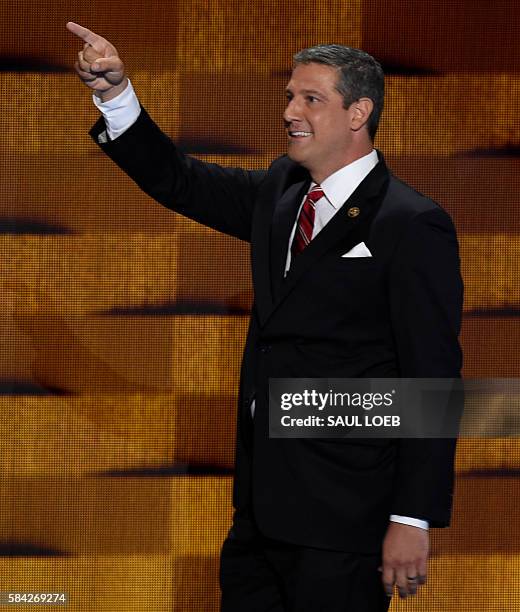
(285, 87, 328, 99)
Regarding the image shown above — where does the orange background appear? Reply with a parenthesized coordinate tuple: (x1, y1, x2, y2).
(0, 1, 519, 609)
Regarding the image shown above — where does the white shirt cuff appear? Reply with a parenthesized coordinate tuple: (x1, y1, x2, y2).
(390, 515, 429, 530)
(92, 78, 141, 141)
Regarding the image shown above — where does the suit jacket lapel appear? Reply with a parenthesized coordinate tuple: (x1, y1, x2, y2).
(251, 159, 307, 326)
(269, 179, 309, 301)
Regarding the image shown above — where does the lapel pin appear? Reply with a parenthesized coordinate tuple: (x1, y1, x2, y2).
(347, 207, 360, 218)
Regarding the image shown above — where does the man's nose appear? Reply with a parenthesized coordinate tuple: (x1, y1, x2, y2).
(283, 97, 302, 124)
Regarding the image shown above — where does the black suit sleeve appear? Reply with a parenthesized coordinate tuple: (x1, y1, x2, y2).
(388, 207, 463, 527)
(89, 107, 267, 242)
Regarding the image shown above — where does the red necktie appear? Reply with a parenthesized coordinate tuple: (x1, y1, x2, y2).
(291, 185, 324, 257)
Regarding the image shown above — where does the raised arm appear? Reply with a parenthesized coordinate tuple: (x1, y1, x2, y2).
(66, 22, 266, 241)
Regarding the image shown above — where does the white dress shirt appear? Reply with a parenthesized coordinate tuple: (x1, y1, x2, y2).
(92, 82, 429, 531)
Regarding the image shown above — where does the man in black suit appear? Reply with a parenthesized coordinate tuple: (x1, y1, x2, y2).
(68, 22, 463, 611)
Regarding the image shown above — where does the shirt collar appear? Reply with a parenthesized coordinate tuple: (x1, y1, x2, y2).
(311, 149, 379, 210)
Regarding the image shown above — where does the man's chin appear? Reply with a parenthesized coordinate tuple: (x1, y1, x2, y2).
(286, 148, 307, 166)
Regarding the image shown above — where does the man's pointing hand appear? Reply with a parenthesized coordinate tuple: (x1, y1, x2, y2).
(66, 22, 127, 101)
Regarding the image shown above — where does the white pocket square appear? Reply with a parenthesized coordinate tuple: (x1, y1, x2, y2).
(341, 242, 372, 258)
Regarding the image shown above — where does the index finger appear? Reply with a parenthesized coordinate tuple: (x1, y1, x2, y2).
(66, 22, 101, 46)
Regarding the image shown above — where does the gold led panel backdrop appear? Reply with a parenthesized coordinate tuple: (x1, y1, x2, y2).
(0, 0, 519, 609)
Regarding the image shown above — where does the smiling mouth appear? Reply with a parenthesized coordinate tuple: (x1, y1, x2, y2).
(288, 131, 313, 139)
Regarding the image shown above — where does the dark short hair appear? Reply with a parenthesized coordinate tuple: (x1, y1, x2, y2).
(293, 44, 384, 140)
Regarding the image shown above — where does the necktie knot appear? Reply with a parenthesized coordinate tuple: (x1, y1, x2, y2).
(306, 185, 324, 205)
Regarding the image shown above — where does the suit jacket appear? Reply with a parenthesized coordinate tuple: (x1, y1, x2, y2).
(91, 108, 463, 553)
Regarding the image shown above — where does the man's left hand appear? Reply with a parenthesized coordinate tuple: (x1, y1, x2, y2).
(379, 522, 429, 599)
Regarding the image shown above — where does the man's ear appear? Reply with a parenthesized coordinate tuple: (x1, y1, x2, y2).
(351, 97, 374, 132)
